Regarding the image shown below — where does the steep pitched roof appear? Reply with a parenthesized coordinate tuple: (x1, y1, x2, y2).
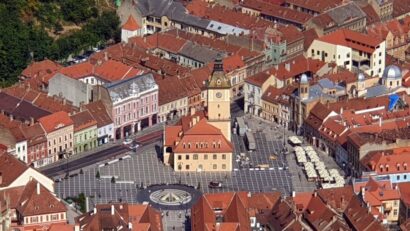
(75, 203, 163, 231)
(84, 101, 113, 127)
(70, 110, 97, 132)
(122, 15, 140, 31)
(14, 180, 66, 216)
(0, 153, 29, 187)
(38, 111, 73, 133)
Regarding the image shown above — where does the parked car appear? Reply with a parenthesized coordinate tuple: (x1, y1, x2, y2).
(123, 138, 133, 145)
(130, 143, 140, 151)
(208, 181, 222, 188)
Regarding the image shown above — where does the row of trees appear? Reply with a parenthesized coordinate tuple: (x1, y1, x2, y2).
(0, 0, 120, 87)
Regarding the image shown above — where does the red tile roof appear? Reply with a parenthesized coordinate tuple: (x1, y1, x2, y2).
(122, 15, 140, 31)
(361, 4, 380, 26)
(192, 192, 280, 231)
(285, 0, 344, 13)
(344, 196, 385, 231)
(70, 110, 97, 132)
(38, 111, 73, 133)
(84, 101, 113, 127)
(21, 59, 62, 83)
(361, 148, 410, 175)
(187, 2, 271, 30)
(302, 28, 319, 51)
(398, 182, 410, 205)
(15, 179, 66, 216)
(317, 29, 383, 53)
(245, 71, 271, 87)
(172, 118, 234, 153)
(240, 0, 312, 25)
(269, 55, 327, 81)
(145, 33, 187, 53)
(317, 186, 355, 213)
(303, 196, 338, 230)
(0, 153, 29, 187)
(58, 60, 144, 83)
(75, 203, 163, 231)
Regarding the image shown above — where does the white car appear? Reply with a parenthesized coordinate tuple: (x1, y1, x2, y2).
(123, 139, 133, 145)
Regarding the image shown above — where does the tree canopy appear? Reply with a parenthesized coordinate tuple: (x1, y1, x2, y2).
(0, 0, 120, 87)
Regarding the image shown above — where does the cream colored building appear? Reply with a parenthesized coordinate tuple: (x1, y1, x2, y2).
(308, 29, 386, 77)
(163, 55, 233, 172)
(38, 111, 74, 164)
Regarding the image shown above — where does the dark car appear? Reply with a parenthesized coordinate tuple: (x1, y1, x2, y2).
(208, 181, 222, 188)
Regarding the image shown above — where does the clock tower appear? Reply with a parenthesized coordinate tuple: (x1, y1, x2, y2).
(207, 54, 231, 141)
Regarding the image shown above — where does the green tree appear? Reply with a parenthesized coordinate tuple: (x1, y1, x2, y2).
(60, 0, 97, 24)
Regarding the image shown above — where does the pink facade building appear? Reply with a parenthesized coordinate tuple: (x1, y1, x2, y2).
(105, 73, 159, 139)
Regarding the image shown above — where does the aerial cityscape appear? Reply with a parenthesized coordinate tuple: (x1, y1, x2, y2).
(1, 0, 410, 230)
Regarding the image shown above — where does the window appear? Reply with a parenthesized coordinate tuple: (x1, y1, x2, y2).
(204, 154, 208, 160)
(213, 164, 217, 169)
(193, 154, 198, 160)
(393, 209, 398, 216)
(178, 164, 182, 170)
(222, 164, 226, 169)
(397, 175, 400, 180)
(186, 155, 190, 160)
(213, 154, 217, 160)
(222, 154, 226, 160)
(178, 155, 182, 160)
(186, 165, 190, 170)
(405, 175, 408, 180)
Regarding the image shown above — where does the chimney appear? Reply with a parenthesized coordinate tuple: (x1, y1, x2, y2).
(379, 117, 382, 127)
(292, 191, 296, 197)
(93, 207, 97, 214)
(30, 117, 34, 126)
(36, 182, 40, 195)
(9, 114, 13, 121)
(0, 172, 2, 185)
(190, 107, 196, 116)
(128, 222, 133, 230)
(104, 52, 108, 61)
(285, 63, 290, 71)
(111, 204, 115, 215)
(85, 197, 89, 212)
(247, 192, 252, 197)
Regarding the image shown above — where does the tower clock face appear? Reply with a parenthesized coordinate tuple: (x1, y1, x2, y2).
(216, 92, 222, 98)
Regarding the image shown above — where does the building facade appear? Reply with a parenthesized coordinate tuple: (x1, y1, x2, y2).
(38, 111, 74, 164)
(71, 111, 98, 154)
(163, 55, 233, 172)
(308, 29, 386, 77)
(101, 73, 159, 139)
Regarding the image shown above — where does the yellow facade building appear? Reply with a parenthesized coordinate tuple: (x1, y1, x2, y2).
(163, 54, 233, 172)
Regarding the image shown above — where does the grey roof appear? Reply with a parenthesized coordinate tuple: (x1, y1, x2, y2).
(137, 0, 210, 29)
(179, 42, 222, 63)
(105, 73, 158, 104)
(296, 78, 346, 102)
(365, 85, 401, 98)
(382, 65, 402, 80)
(327, 2, 366, 26)
(206, 20, 249, 36)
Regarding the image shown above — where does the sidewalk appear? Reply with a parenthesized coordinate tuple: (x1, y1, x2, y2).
(39, 122, 167, 171)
